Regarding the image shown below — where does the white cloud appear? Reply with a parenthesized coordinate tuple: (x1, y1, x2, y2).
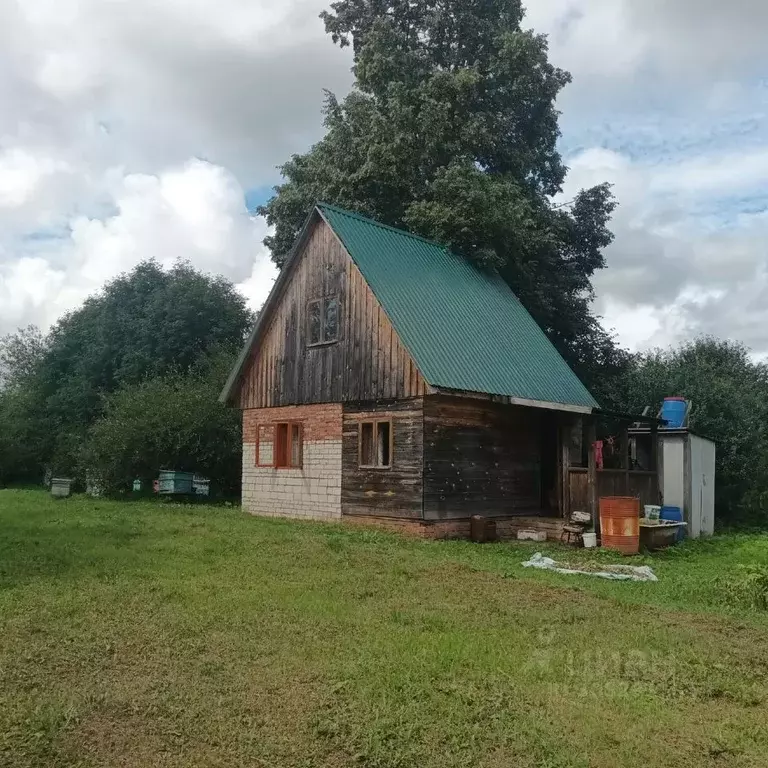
(0, 148, 69, 209)
(560, 145, 768, 353)
(0, 0, 351, 181)
(1, 0, 768, 363)
(237, 260, 278, 316)
(525, 1, 768, 354)
(0, 257, 66, 330)
(0, 160, 278, 334)
(529, 0, 768, 90)
(0, 0, 342, 336)
(527, 1, 647, 82)
(651, 148, 768, 198)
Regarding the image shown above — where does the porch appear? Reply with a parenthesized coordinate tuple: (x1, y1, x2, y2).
(560, 411, 662, 533)
(567, 467, 659, 517)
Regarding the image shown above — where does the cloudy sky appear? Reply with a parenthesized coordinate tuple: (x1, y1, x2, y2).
(1, 1, 767, 355)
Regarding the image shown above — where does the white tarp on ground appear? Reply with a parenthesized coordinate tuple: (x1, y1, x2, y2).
(522, 552, 658, 582)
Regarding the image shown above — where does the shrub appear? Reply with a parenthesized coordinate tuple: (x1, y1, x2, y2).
(81, 352, 241, 497)
(724, 565, 768, 611)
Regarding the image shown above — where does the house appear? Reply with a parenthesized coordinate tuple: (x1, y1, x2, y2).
(220, 203, 651, 539)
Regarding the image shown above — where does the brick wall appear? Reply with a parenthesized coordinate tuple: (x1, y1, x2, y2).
(242, 404, 342, 521)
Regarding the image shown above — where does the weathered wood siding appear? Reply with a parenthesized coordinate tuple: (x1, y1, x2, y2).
(567, 468, 660, 517)
(236, 219, 429, 408)
(423, 396, 551, 520)
(597, 470, 659, 509)
(342, 400, 424, 519)
(568, 468, 589, 515)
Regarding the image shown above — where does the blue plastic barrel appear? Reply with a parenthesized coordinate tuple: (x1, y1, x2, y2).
(661, 397, 687, 428)
(661, 505, 685, 541)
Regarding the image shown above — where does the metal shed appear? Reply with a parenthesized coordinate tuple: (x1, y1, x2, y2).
(658, 429, 716, 538)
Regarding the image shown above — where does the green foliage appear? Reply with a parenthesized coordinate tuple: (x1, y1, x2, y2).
(620, 337, 768, 523)
(260, 0, 625, 394)
(40, 260, 250, 426)
(0, 261, 252, 487)
(0, 327, 50, 483)
(0, 386, 48, 484)
(0, 325, 47, 389)
(82, 351, 242, 495)
(724, 565, 768, 611)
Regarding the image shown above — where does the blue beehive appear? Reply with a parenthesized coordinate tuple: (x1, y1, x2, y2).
(158, 470, 195, 495)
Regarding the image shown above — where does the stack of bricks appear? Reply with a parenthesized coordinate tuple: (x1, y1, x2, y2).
(242, 404, 343, 521)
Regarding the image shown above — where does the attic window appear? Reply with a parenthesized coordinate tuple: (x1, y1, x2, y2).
(308, 297, 339, 346)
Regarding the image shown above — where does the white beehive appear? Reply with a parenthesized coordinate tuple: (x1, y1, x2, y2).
(51, 478, 73, 498)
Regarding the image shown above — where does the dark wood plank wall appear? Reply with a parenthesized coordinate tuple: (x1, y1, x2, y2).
(597, 470, 660, 508)
(237, 219, 429, 409)
(569, 468, 589, 515)
(422, 396, 553, 520)
(342, 399, 424, 519)
(567, 468, 660, 517)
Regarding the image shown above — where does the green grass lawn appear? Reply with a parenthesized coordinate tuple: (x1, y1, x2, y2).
(2, 489, 768, 768)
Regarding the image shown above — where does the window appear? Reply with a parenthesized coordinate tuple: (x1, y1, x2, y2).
(273, 422, 303, 469)
(308, 297, 339, 346)
(359, 420, 392, 468)
(256, 424, 274, 467)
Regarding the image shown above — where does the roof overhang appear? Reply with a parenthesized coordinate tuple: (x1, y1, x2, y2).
(593, 408, 666, 425)
(432, 387, 594, 415)
(219, 207, 321, 405)
(628, 426, 715, 444)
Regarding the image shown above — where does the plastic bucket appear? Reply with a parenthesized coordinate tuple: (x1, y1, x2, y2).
(599, 496, 640, 555)
(644, 505, 661, 520)
(583, 532, 597, 549)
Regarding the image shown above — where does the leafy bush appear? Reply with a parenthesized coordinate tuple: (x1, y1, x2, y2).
(81, 352, 241, 496)
(724, 565, 768, 611)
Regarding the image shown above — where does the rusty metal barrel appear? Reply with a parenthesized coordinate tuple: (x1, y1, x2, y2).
(599, 497, 640, 555)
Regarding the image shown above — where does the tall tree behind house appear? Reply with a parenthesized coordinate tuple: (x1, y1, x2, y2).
(259, 0, 629, 403)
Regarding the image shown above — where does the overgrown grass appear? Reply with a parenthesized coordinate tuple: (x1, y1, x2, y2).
(2, 490, 768, 767)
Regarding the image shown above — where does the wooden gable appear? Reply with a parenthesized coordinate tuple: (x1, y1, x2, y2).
(235, 217, 429, 409)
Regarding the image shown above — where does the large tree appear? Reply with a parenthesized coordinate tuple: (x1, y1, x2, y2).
(260, 0, 624, 397)
(0, 327, 49, 483)
(0, 325, 46, 390)
(0, 261, 252, 482)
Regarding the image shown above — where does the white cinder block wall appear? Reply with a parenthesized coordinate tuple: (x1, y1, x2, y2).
(241, 404, 343, 522)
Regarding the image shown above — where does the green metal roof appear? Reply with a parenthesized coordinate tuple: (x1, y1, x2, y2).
(318, 203, 598, 410)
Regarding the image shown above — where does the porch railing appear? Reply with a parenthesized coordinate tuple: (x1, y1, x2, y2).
(567, 467, 659, 517)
